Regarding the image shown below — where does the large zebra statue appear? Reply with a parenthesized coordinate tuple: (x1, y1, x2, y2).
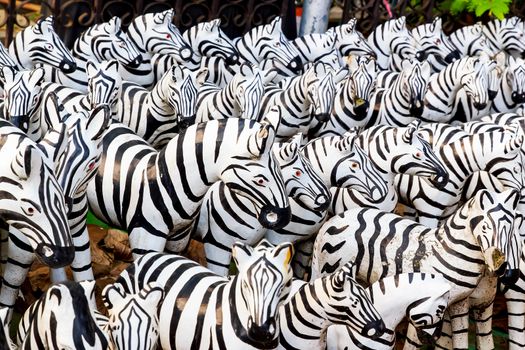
(234, 17, 302, 75)
(8, 16, 76, 73)
(366, 17, 416, 70)
(192, 132, 329, 276)
(311, 189, 520, 350)
(16, 280, 108, 349)
(277, 262, 385, 349)
(48, 16, 142, 93)
(100, 282, 163, 350)
(87, 116, 290, 257)
(116, 64, 203, 148)
(483, 17, 525, 57)
(0, 66, 44, 133)
(123, 9, 194, 87)
(327, 273, 451, 350)
(110, 241, 294, 350)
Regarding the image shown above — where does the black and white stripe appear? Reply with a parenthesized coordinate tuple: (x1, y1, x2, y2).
(482, 17, 525, 57)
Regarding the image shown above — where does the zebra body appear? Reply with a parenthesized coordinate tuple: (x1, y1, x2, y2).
(366, 17, 416, 70)
(483, 17, 525, 57)
(448, 23, 492, 57)
(111, 241, 294, 350)
(16, 281, 108, 349)
(278, 262, 385, 350)
(327, 273, 450, 350)
(87, 117, 290, 257)
(116, 65, 201, 149)
(234, 17, 302, 74)
(193, 133, 329, 276)
(8, 16, 76, 73)
(311, 189, 520, 350)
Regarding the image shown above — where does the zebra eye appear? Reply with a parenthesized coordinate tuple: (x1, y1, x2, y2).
(216, 38, 222, 43)
(87, 161, 96, 171)
(118, 41, 126, 48)
(435, 38, 442, 45)
(295, 170, 302, 177)
(22, 204, 35, 216)
(166, 33, 171, 39)
(254, 177, 266, 186)
(45, 43, 54, 52)
(351, 162, 359, 169)
(274, 42, 281, 47)
(346, 27, 352, 33)
(414, 152, 422, 159)
(514, 165, 521, 174)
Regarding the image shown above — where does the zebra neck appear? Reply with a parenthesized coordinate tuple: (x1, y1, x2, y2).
(218, 78, 241, 115)
(358, 127, 398, 176)
(9, 34, 33, 70)
(148, 73, 174, 118)
(368, 281, 418, 330)
(493, 69, 516, 111)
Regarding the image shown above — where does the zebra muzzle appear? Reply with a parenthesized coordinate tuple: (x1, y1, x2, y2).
(500, 268, 520, 285)
(473, 101, 487, 110)
(247, 316, 276, 342)
(286, 57, 303, 74)
(416, 322, 443, 344)
(429, 173, 449, 189)
(127, 55, 143, 68)
(35, 243, 75, 268)
(445, 50, 461, 63)
(360, 319, 386, 340)
(180, 47, 194, 60)
(512, 92, 525, 104)
(59, 59, 77, 74)
(488, 90, 498, 101)
(258, 205, 291, 229)
(226, 54, 239, 65)
(353, 99, 369, 119)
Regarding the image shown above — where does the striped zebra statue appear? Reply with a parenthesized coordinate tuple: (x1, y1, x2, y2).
(8, 16, 76, 73)
(48, 16, 142, 93)
(311, 189, 520, 350)
(0, 42, 17, 96)
(366, 17, 416, 71)
(483, 17, 525, 58)
(192, 132, 329, 276)
(116, 64, 203, 148)
(234, 16, 303, 75)
(123, 9, 194, 88)
(100, 282, 163, 350)
(87, 116, 290, 257)
(278, 262, 385, 349)
(16, 280, 108, 349)
(327, 273, 450, 350)
(110, 241, 294, 350)
(448, 23, 492, 57)
(0, 66, 44, 134)
(490, 54, 525, 113)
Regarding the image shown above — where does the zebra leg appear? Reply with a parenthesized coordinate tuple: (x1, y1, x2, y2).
(129, 226, 168, 260)
(434, 311, 453, 350)
(470, 276, 497, 350)
(292, 238, 315, 280)
(0, 224, 9, 276)
(402, 324, 424, 350)
(448, 298, 470, 350)
(505, 258, 525, 349)
(68, 196, 94, 281)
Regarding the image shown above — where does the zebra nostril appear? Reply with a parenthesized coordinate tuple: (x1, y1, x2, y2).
(266, 212, 277, 223)
(180, 47, 192, 60)
(42, 245, 54, 257)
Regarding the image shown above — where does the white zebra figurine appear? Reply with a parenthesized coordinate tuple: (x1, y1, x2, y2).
(277, 262, 386, 349)
(110, 241, 294, 350)
(483, 17, 525, 58)
(311, 189, 520, 350)
(448, 22, 492, 57)
(327, 273, 451, 350)
(490, 54, 525, 113)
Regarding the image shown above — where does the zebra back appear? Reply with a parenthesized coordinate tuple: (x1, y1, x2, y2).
(235, 17, 302, 74)
(8, 16, 76, 72)
(0, 66, 44, 133)
(16, 281, 108, 350)
(449, 22, 491, 57)
(183, 19, 239, 64)
(483, 17, 525, 56)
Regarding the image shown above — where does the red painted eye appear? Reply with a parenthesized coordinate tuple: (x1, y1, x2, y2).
(88, 162, 96, 171)
(295, 170, 302, 177)
(166, 34, 171, 39)
(415, 152, 422, 159)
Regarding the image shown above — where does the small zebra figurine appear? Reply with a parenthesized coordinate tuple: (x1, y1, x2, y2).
(16, 280, 108, 349)
(327, 273, 450, 350)
(277, 262, 385, 349)
(483, 17, 525, 58)
(111, 241, 294, 350)
(490, 54, 525, 113)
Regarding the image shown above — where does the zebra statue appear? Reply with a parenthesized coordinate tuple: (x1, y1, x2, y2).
(8, 16, 76, 73)
(448, 22, 493, 57)
(16, 280, 108, 349)
(116, 64, 203, 148)
(196, 64, 265, 123)
(87, 116, 290, 257)
(327, 273, 451, 350)
(123, 9, 194, 87)
(110, 241, 294, 350)
(192, 132, 329, 276)
(291, 18, 375, 66)
(490, 54, 525, 113)
(0, 66, 44, 133)
(234, 16, 303, 75)
(311, 189, 520, 350)
(48, 16, 142, 93)
(278, 262, 386, 349)
(100, 282, 163, 350)
(483, 17, 525, 58)
(366, 17, 416, 70)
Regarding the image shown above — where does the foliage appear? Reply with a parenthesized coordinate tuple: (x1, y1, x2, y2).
(439, 0, 512, 19)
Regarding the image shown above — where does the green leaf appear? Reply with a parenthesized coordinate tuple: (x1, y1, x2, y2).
(474, 0, 492, 16)
(490, 0, 510, 19)
(449, 0, 468, 14)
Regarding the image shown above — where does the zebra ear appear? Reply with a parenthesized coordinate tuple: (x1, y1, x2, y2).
(239, 63, 255, 77)
(38, 123, 68, 169)
(502, 189, 520, 211)
(276, 133, 301, 162)
(44, 92, 66, 124)
(12, 144, 42, 181)
(34, 16, 54, 34)
(161, 9, 175, 24)
(273, 242, 294, 267)
(403, 120, 422, 142)
(86, 60, 98, 78)
(266, 17, 282, 36)
(0, 66, 16, 85)
(108, 16, 122, 33)
(29, 67, 45, 86)
(340, 128, 359, 154)
(204, 19, 221, 32)
(431, 17, 442, 32)
(86, 104, 111, 141)
(393, 17, 406, 32)
(79, 280, 98, 311)
(102, 284, 127, 310)
(140, 283, 164, 308)
(478, 189, 495, 209)
(261, 68, 278, 85)
(232, 243, 254, 269)
(195, 68, 209, 86)
(347, 18, 357, 31)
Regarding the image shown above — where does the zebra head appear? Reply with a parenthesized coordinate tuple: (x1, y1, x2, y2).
(487, 52, 506, 101)
(0, 66, 44, 132)
(0, 124, 73, 267)
(345, 55, 377, 120)
(460, 57, 490, 111)
(387, 17, 417, 62)
(10, 16, 76, 73)
(468, 189, 520, 284)
(86, 60, 122, 112)
(319, 262, 385, 339)
(493, 17, 525, 57)
(22, 281, 109, 349)
(232, 240, 294, 345)
(412, 17, 460, 66)
(231, 64, 265, 120)
(399, 60, 431, 118)
(128, 9, 194, 61)
(328, 18, 375, 58)
(273, 134, 330, 212)
(102, 283, 163, 350)
(39, 93, 112, 206)
(183, 19, 239, 64)
(90, 17, 143, 69)
(166, 65, 201, 129)
(218, 117, 290, 229)
(506, 56, 525, 104)
(455, 23, 491, 57)
(304, 62, 336, 122)
(237, 17, 302, 74)
(393, 121, 449, 188)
